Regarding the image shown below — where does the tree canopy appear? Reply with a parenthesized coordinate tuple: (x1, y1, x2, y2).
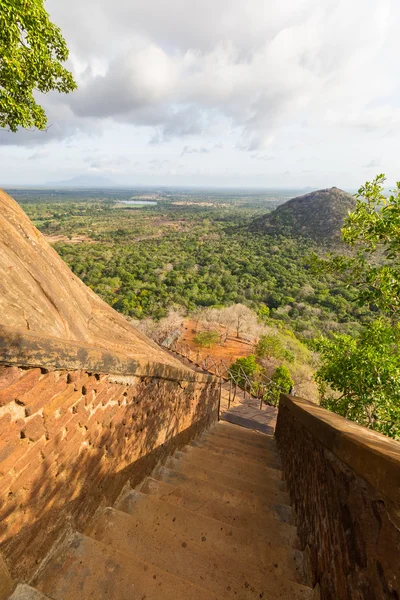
(315, 319, 400, 439)
(322, 175, 400, 316)
(316, 175, 400, 439)
(0, 0, 76, 131)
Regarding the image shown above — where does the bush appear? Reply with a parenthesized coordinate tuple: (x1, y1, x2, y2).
(193, 330, 219, 348)
(229, 354, 259, 387)
(256, 334, 295, 363)
(266, 365, 294, 406)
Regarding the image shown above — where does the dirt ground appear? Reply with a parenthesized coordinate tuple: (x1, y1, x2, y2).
(179, 319, 254, 366)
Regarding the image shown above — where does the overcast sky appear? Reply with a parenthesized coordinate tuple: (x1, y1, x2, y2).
(1, 0, 399, 188)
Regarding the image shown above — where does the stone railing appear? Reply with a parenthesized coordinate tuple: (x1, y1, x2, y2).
(275, 394, 400, 600)
(0, 326, 219, 591)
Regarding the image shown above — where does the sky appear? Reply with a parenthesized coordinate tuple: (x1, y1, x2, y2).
(1, 0, 400, 188)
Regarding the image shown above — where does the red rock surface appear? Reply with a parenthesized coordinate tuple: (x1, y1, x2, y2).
(0, 189, 182, 368)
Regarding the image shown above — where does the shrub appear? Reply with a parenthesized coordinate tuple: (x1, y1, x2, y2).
(266, 365, 294, 406)
(193, 330, 219, 348)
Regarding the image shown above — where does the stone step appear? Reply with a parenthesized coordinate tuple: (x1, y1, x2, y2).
(7, 585, 51, 600)
(153, 466, 290, 513)
(204, 427, 277, 451)
(33, 532, 224, 600)
(165, 455, 286, 497)
(114, 487, 303, 580)
(174, 446, 281, 483)
(188, 438, 281, 467)
(212, 421, 275, 445)
(88, 507, 311, 599)
(140, 476, 295, 531)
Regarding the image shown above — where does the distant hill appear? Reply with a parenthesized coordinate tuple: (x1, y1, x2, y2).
(46, 174, 116, 187)
(251, 187, 356, 242)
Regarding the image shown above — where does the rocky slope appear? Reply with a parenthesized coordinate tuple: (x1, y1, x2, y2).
(251, 187, 356, 242)
(0, 189, 182, 367)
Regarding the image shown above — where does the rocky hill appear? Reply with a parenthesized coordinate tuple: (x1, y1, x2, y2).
(251, 187, 356, 242)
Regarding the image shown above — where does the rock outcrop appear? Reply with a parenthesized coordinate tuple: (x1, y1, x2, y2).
(0, 189, 181, 367)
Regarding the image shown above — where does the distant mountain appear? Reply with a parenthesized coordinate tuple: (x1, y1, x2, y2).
(250, 187, 356, 242)
(46, 174, 116, 187)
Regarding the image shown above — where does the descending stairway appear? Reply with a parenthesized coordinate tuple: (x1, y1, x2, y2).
(9, 421, 313, 600)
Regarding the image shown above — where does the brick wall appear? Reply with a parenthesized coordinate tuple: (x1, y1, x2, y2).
(276, 395, 400, 600)
(0, 364, 219, 581)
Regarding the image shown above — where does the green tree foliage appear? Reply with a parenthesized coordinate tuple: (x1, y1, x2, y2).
(257, 304, 270, 323)
(267, 365, 294, 406)
(0, 0, 76, 131)
(316, 175, 400, 439)
(315, 320, 400, 439)
(193, 330, 219, 348)
(20, 195, 373, 339)
(255, 334, 294, 362)
(229, 355, 259, 387)
(321, 175, 400, 316)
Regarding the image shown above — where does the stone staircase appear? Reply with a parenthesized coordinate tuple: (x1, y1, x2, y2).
(9, 421, 313, 600)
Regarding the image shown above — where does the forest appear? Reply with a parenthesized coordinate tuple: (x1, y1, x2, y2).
(17, 191, 371, 340)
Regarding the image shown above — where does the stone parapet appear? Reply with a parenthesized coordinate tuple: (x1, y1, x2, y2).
(276, 394, 400, 600)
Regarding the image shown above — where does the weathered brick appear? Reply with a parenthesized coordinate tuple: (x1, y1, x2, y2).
(40, 429, 65, 460)
(12, 439, 46, 475)
(44, 390, 83, 438)
(0, 414, 12, 442)
(0, 440, 31, 476)
(9, 462, 44, 494)
(71, 398, 86, 414)
(0, 367, 23, 391)
(0, 369, 42, 407)
(21, 415, 45, 442)
(42, 384, 79, 418)
(82, 375, 108, 398)
(21, 372, 69, 416)
(0, 472, 13, 496)
(57, 431, 86, 466)
(66, 371, 85, 385)
(90, 385, 116, 409)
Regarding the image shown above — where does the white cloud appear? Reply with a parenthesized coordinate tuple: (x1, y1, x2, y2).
(1, 0, 400, 186)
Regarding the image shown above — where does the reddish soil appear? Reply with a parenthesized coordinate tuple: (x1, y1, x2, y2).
(180, 320, 254, 367)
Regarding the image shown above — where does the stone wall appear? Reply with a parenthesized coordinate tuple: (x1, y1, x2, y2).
(276, 395, 400, 600)
(0, 360, 219, 583)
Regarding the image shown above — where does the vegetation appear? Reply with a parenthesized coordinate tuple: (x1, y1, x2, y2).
(256, 334, 294, 363)
(18, 194, 371, 338)
(315, 320, 400, 439)
(316, 175, 400, 439)
(251, 187, 355, 242)
(193, 330, 219, 348)
(267, 366, 294, 406)
(0, 0, 76, 131)
(229, 355, 260, 387)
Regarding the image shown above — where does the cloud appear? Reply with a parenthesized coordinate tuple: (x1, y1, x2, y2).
(250, 154, 274, 161)
(85, 155, 132, 173)
(181, 145, 210, 156)
(148, 158, 171, 170)
(363, 158, 382, 169)
(2, 0, 400, 190)
(48, 0, 398, 152)
(28, 149, 49, 160)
